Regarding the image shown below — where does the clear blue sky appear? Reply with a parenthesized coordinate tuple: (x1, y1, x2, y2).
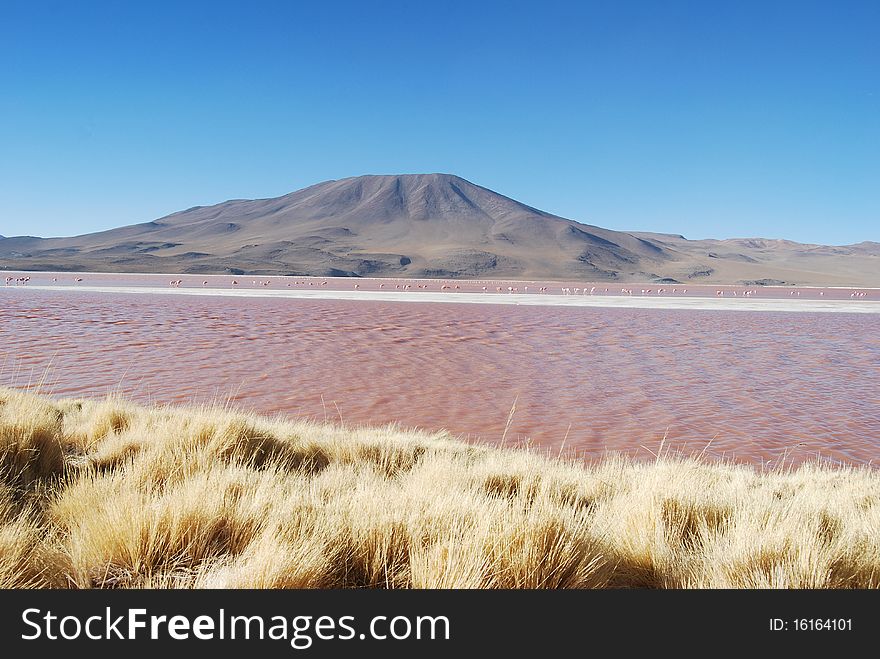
(1, 0, 877, 244)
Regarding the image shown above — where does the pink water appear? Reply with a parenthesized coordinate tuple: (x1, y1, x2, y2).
(3, 273, 880, 466)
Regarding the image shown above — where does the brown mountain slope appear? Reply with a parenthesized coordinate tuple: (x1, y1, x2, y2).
(1, 174, 877, 285)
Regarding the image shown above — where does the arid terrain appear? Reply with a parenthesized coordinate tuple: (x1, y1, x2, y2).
(2, 174, 878, 286)
(3, 387, 880, 589)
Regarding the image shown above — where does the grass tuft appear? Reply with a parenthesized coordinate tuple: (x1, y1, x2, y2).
(1, 387, 879, 589)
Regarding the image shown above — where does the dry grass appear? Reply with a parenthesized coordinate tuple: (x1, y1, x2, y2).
(1, 386, 879, 589)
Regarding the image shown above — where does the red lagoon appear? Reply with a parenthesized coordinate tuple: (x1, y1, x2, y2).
(2, 276, 879, 467)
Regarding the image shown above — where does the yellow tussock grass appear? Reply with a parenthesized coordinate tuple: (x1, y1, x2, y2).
(1, 386, 879, 589)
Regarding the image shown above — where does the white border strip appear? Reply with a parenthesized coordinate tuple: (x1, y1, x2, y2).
(5, 284, 880, 313)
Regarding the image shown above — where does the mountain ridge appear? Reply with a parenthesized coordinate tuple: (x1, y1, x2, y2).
(1, 174, 877, 286)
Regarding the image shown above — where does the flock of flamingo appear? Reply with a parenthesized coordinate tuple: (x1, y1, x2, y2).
(2, 274, 874, 301)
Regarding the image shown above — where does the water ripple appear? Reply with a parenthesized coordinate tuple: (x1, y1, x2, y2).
(2, 288, 879, 466)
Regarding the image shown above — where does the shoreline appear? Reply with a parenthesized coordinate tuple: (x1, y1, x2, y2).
(4, 269, 880, 290)
(6, 283, 880, 313)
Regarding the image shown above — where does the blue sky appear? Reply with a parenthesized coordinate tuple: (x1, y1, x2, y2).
(0, 0, 877, 244)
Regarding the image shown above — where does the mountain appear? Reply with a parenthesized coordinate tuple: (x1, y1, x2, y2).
(1, 174, 877, 285)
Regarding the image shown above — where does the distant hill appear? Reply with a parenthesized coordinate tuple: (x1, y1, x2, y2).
(1, 174, 877, 285)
